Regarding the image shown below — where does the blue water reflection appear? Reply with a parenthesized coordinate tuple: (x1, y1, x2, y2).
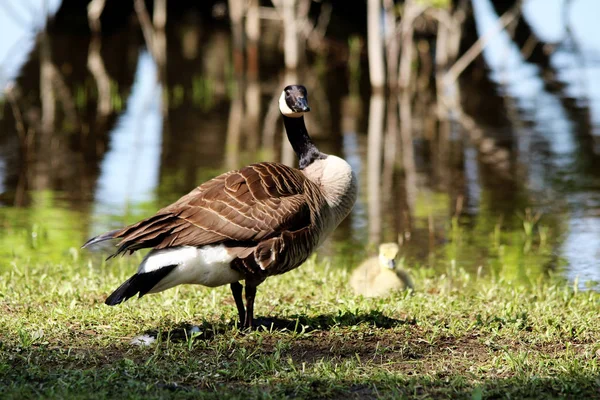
(0, 1, 61, 88)
(1, 0, 600, 285)
(473, 0, 600, 283)
(91, 51, 163, 234)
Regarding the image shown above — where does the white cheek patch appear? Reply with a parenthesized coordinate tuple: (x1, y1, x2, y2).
(279, 91, 304, 118)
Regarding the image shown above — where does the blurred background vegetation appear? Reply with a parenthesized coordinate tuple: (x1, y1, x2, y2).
(0, 0, 599, 288)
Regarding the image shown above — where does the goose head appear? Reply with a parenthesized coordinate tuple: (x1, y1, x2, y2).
(378, 243, 400, 270)
(279, 85, 310, 118)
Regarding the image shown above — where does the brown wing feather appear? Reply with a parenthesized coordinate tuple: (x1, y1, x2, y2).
(109, 163, 314, 257)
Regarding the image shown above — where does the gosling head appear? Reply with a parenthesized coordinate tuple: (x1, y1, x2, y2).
(279, 85, 310, 118)
(378, 243, 400, 270)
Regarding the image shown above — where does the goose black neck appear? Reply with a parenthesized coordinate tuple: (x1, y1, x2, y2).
(283, 115, 324, 169)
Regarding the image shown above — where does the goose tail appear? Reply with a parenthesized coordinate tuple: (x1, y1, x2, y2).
(105, 265, 177, 306)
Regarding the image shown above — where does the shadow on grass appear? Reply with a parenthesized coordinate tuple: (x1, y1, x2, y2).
(140, 309, 416, 343)
(3, 312, 598, 399)
(4, 361, 598, 399)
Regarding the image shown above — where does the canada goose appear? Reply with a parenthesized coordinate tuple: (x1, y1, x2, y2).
(83, 85, 357, 328)
(349, 243, 413, 297)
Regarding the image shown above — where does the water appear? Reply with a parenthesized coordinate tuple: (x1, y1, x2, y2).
(1, 0, 599, 288)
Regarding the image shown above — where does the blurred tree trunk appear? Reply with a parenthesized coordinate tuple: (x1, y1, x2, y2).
(399, 90, 416, 214)
(228, 0, 245, 74)
(87, 0, 105, 33)
(40, 34, 55, 135)
(282, 0, 299, 70)
(134, 0, 168, 112)
(245, 0, 261, 152)
(281, 72, 297, 166)
(226, 85, 244, 170)
(262, 88, 281, 160)
(383, 93, 397, 198)
(383, 0, 398, 89)
(398, 0, 424, 89)
(153, 0, 167, 30)
(245, 0, 260, 77)
(87, 36, 112, 117)
(134, 0, 154, 52)
(245, 80, 261, 153)
(367, 0, 385, 90)
(367, 93, 384, 244)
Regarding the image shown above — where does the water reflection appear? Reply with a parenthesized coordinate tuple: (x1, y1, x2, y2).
(471, 0, 600, 284)
(0, 1, 61, 87)
(0, 0, 599, 288)
(92, 51, 163, 234)
(366, 93, 384, 244)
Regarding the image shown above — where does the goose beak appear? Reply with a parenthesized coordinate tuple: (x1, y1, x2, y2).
(387, 259, 396, 270)
(295, 97, 310, 112)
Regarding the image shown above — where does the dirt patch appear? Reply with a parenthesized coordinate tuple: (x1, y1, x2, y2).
(275, 328, 490, 371)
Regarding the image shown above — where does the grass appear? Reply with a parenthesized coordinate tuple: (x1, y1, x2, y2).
(1, 252, 600, 399)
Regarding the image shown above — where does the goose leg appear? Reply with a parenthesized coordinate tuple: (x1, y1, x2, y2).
(230, 282, 245, 327)
(244, 284, 257, 329)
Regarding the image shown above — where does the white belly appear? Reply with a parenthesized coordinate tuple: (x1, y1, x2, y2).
(137, 245, 244, 293)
